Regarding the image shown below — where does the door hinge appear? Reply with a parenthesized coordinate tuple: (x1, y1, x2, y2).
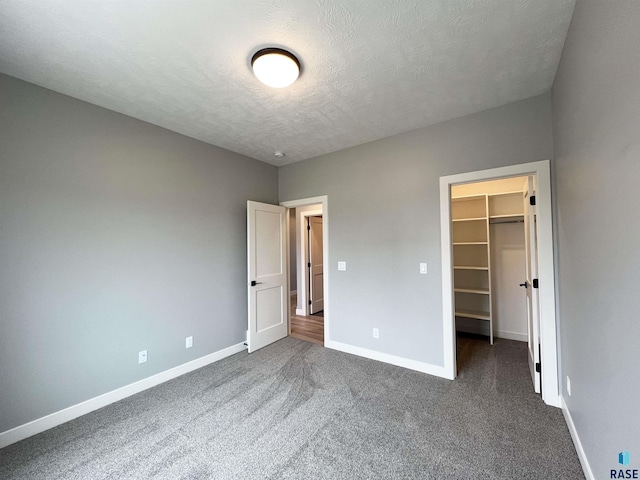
(535, 362, 541, 373)
(309, 300, 312, 305)
(307, 224, 311, 231)
(308, 262, 311, 268)
(529, 195, 536, 206)
(532, 278, 539, 289)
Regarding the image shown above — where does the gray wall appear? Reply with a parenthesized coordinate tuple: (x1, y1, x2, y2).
(0, 74, 278, 433)
(552, 0, 640, 475)
(279, 94, 553, 366)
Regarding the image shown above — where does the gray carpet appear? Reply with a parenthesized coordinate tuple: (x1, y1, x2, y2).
(0, 336, 584, 479)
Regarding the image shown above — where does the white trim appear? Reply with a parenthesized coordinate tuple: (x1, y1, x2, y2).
(495, 330, 528, 342)
(280, 196, 330, 344)
(440, 160, 560, 407)
(561, 396, 595, 480)
(0, 342, 246, 449)
(295, 308, 305, 316)
(290, 290, 297, 296)
(285, 210, 292, 336)
(281, 195, 327, 207)
(325, 340, 453, 379)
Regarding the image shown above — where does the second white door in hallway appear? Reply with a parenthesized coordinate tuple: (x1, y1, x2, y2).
(308, 216, 324, 314)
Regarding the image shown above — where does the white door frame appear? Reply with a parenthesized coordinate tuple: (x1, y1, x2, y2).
(296, 207, 323, 316)
(439, 160, 559, 407)
(281, 196, 330, 343)
(523, 177, 542, 393)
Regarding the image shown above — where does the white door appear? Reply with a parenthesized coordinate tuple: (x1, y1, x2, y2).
(308, 216, 324, 314)
(523, 177, 541, 393)
(247, 201, 288, 353)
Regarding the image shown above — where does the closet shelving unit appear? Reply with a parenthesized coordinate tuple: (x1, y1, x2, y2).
(488, 191, 525, 224)
(452, 194, 493, 343)
(452, 190, 524, 344)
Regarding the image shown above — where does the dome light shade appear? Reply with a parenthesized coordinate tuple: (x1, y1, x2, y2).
(251, 48, 300, 88)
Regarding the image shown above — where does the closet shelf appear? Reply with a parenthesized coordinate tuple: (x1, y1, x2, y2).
(455, 309, 491, 321)
(453, 265, 489, 270)
(489, 214, 524, 224)
(455, 288, 490, 295)
(452, 194, 487, 201)
(452, 217, 487, 222)
(487, 190, 524, 197)
(453, 241, 488, 245)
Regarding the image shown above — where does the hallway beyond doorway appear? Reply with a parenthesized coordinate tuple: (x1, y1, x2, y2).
(290, 293, 324, 345)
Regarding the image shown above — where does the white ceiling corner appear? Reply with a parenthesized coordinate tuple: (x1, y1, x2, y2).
(0, 0, 575, 166)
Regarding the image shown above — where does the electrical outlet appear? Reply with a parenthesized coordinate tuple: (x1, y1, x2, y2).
(566, 376, 571, 396)
(338, 261, 347, 271)
(373, 328, 379, 339)
(186, 336, 193, 349)
(138, 350, 147, 364)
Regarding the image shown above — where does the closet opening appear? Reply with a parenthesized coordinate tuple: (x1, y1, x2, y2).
(440, 160, 561, 405)
(451, 175, 542, 391)
(451, 176, 530, 345)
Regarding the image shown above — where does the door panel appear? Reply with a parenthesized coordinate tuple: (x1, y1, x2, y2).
(255, 210, 283, 277)
(309, 216, 324, 314)
(523, 177, 541, 393)
(247, 201, 287, 353)
(256, 286, 285, 331)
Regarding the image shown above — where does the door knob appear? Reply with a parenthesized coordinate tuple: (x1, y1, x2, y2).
(519, 281, 529, 288)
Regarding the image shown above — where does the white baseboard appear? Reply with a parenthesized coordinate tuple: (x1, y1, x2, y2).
(295, 308, 305, 316)
(560, 396, 594, 480)
(325, 340, 452, 379)
(0, 342, 246, 449)
(495, 330, 527, 342)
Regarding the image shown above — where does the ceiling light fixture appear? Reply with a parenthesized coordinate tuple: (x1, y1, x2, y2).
(251, 48, 300, 88)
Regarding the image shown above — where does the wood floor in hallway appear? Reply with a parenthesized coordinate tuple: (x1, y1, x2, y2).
(290, 294, 324, 345)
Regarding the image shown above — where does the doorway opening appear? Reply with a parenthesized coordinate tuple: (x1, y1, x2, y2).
(440, 160, 559, 406)
(451, 176, 541, 390)
(281, 196, 329, 346)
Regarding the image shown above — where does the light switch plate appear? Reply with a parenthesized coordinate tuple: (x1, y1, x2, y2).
(420, 263, 428, 274)
(338, 261, 347, 271)
(186, 336, 193, 349)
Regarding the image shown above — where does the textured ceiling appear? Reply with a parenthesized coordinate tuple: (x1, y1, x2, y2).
(0, 0, 575, 166)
